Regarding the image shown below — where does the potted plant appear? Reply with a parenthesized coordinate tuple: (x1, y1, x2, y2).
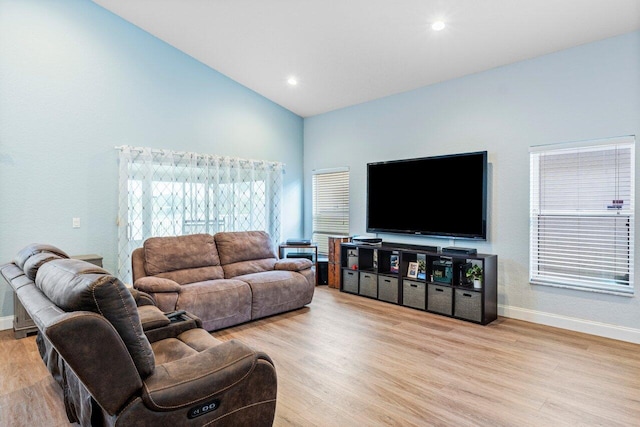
(466, 264, 483, 289)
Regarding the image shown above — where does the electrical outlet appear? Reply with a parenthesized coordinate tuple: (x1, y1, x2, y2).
(72, 217, 80, 228)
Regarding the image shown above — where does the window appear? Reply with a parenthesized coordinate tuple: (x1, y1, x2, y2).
(530, 136, 635, 295)
(117, 146, 284, 282)
(312, 168, 350, 256)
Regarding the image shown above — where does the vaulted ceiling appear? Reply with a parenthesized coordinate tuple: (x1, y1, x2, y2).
(92, 0, 640, 117)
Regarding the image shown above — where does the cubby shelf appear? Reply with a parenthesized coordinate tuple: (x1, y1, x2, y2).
(340, 242, 498, 325)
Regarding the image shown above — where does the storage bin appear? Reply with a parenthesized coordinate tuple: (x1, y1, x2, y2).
(342, 270, 358, 294)
(359, 272, 377, 298)
(402, 279, 426, 310)
(378, 276, 398, 303)
(454, 289, 482, 322)
(428, 284, 453, 315)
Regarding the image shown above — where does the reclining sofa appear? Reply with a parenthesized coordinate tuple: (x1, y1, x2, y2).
(131, 231, 315, 331)
(1, 244, 277, 426)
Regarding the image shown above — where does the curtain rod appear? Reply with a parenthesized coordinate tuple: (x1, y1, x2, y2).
(114, 145, 285, 168)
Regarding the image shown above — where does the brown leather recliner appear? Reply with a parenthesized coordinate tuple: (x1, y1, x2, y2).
(1, 244, 277, 426)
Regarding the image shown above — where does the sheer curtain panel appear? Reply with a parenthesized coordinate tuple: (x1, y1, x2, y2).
(116, 146, 284, 283)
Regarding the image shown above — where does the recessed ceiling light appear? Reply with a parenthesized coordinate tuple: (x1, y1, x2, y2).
(432, 21, 445, 31)
(287, 77, 298, 86)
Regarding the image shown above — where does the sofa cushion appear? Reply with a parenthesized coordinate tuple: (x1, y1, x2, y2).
(214, 231, 278, 277)
(151, 338, 199, 365)
(143, 234, 223, 281)
(221, 259, 278, 280)
(177, 279, 252, 331)
(35, 258, 155, 378)
(155, 266, 224, 285)
(235, 270, 315, 320)
(151, 329, 222, 365)
(142, 339, 258, 411)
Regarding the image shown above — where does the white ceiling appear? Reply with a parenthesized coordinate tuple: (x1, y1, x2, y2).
(92, 0, 640, 118)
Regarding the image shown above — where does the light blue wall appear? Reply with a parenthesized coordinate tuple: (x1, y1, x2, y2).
(2, 1, 638, 340)
(304, 31, 640, 336)
(0, 0, 304, 318)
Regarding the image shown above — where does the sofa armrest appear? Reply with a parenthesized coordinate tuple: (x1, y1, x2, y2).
(138, 305, 171, 331)
(142, 340, 273, 410)
(142, 310, 203, 343)
(129, 288, 157, 306)
(134, 276, 181, 293)
(274, 258, 313, 272)
(45, 312, 143, 415)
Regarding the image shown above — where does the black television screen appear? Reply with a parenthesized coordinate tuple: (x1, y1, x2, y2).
(366, 151, 487, 240)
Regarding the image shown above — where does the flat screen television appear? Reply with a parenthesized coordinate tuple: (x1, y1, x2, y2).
(366, 151, 487, 240)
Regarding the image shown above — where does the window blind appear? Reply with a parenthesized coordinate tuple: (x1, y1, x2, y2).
(529, 136, 635, 294)
(312, 169, 350, 256)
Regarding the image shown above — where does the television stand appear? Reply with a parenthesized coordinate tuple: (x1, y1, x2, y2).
(339, 241, 497, 325)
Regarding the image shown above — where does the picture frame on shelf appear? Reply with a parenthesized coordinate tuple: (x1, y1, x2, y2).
(390, 254, 399, 273)
(407, 261, 418, 278)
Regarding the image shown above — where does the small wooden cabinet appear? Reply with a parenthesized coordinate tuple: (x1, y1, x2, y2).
(328, 236, 351, 288)
(13, 254, 103, 339)
(340, 242, 498, 325)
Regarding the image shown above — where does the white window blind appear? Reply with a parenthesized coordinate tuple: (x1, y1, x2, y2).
(529, 136, 635, 295)
(312, 168, 350, 256)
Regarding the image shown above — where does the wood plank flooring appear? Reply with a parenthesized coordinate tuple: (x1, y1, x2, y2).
(2, 286, 639, 426)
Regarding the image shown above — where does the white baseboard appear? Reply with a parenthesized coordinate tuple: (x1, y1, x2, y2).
(0, 315, 13, 332)
(3, 306, 637, 344)
(499, 304, 640, 344)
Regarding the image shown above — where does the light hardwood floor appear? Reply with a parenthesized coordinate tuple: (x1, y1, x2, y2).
(1, 286, 639, 426)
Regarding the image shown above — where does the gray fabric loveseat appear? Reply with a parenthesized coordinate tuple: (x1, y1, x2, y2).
(131, 230, 315, 331)
(1, 243, 278, 426)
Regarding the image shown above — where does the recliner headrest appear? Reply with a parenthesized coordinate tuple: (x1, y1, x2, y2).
(23, 252, 65, 281)
(35, 258, 155, 378)
(14, 243, 69, 271)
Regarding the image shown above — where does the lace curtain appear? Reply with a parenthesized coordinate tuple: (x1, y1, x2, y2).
(116, 145, 284, 283)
